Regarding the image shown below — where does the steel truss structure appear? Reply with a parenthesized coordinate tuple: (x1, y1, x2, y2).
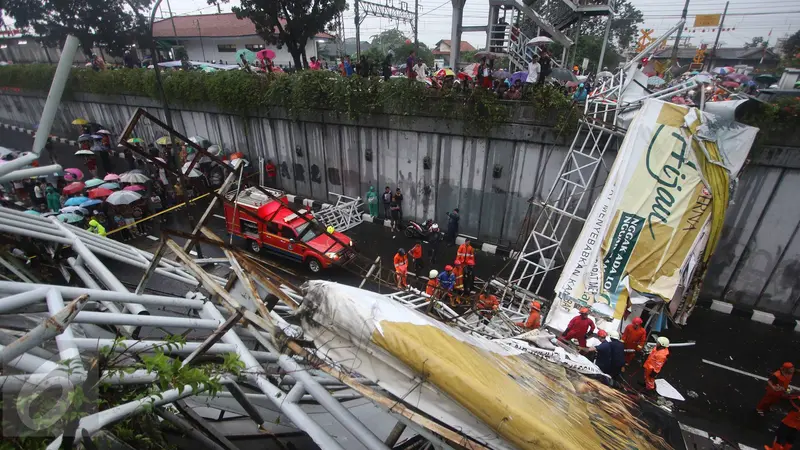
(312, 192, 365, 232)
(0, 204, 496, 449)
(498, 22, 704, 317)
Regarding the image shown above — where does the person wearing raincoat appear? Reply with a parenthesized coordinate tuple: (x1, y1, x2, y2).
(365, 186, 378, 218)
(87, 219, 106, 237)
(45, 186, 60, 212)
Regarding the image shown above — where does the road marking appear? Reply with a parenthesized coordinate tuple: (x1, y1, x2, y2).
(679, 423, 708, 439)
(213, 214, 225, 220)
(146, 235, 159, 241)
(702, 359, 800, 390)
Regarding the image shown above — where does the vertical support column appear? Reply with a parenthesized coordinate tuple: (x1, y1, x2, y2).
(486, 6, 499, 52)
(568, 15, 582, 68)
(354, 0, 361, 57)
(597, 15, 612, 71)
(414, 0, 419, 53)
(449, 0, 466, 68)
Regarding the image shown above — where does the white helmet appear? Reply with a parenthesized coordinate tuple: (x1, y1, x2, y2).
(429, 270, 439, 279)
(608, 330, 620, 340)
(657, 336, 670, 347)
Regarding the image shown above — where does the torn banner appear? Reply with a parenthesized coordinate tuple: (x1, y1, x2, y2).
(553, 99, 758, 323)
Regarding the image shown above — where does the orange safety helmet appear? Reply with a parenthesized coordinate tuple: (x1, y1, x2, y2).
(579, 307, 589, 314)
(444, 265, 453, 271)
(783, 362, 795, 370)
(531, 301, 541, 311)
(633, 317, 643, 325)
(597, 329, 608, 339)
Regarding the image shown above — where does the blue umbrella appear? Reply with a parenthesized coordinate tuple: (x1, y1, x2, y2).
(99, 182, 120, 190)
(23, 209, 41, 215)
(90, 134, 102, 140)
(64, 196, 90, 206)
(85, 178, 104, 188)
(77, 134, 93, 142)
(80, 199, 103, 208)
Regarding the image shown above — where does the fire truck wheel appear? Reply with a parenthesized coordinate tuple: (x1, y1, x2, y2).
(249, 240, 262, 253)
(306, 258, 322, 273)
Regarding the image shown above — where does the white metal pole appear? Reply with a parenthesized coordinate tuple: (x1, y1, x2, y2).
(0, 36, 79, 179)
(70, 338, 278, 362)
(50, 219, 147, 315)
(0, 343, 59, 373)
(0, 281, 203, 309)
(199, 303, 345, 450)
(45, 289, 84, 374)
(0, 287, 49, 313)
(72, 312, 221, 329)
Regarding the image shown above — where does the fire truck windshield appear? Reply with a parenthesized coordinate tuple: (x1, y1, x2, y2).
(295, 222, 320, 243)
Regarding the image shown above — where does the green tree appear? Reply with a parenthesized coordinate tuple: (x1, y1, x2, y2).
(369, 29, 409, 53)
(550, 35, 622, 72)
(2, 0, 153, 57)
(367, 29, 434, 66)
(785, 29, 800, 57)
(744, 36, 765, 49)
(223, 0, 347, 69)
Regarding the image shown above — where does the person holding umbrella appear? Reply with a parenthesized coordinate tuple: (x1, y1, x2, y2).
(46, 185, 60, 212)
(525, 55, 540, 91)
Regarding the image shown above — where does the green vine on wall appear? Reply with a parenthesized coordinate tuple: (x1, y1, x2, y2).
(0, 65, 577, 134)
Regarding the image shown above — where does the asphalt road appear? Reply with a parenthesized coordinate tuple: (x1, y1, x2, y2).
(2, 126, 796, 450)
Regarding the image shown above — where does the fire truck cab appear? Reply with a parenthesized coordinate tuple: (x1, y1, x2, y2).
(224, 186, 354, 272)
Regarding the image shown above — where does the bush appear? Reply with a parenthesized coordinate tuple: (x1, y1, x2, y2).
(0, 64, 577, 133)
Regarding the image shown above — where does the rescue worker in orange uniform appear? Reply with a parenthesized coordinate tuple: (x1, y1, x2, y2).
(455, 238, 476, 293)
(561, 307, 595, 347)
(452, 261, 465, 294)
(409, 243, 423, 274)
(758, 362, 796, 416)
(766, 395, 800, 450)
(393, 248, 408, 289)
(425, 270, 439, 299)
(644, 337, 670, 391)
(621, 317, 647, 366)
(476, 293, 499, 325)
(516, 301, 542, 330)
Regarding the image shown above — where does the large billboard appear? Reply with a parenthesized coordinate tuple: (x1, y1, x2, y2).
(552, 100, 757, 324)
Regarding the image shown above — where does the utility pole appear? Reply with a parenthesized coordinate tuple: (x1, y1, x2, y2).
(706, 1, 729, 71)
(165, 0, 178, 39)
(354, 0, 361, 57)
(414, 0, 419, 54)
(668, 0, 690, 73)
(597, 14, 612, 71)
(195, 20, 206, 62)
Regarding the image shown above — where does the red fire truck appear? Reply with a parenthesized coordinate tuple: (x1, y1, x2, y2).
(224, 186, 355, 272)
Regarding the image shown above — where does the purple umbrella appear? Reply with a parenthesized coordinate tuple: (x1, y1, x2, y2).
(510, 71, 528, 85)
(726, 73, 749, 83)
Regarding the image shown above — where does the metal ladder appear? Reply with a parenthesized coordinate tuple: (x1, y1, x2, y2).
(311, 193, 365, 232)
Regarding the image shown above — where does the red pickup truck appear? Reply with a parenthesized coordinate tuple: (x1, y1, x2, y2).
(224, 187, 354, 272)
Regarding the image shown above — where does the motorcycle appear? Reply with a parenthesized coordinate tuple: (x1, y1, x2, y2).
(404, 219, 440, 239)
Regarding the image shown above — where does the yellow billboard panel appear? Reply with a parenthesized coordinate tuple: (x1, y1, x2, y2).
(694, 14, 721, 27)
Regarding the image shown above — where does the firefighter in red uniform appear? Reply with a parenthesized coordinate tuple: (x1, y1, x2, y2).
(425, 270, 439, 299)
(561, 307, 595, 347)
(621, 317, 647, 366)
(393, 248, 408, 289)
(455, 238, 476, 293)
(516, 301, 542, 330)
(758, 362, 796, 416)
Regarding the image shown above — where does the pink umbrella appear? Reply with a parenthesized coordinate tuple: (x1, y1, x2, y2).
(64, 168, 84, 181)
(103, 173, 120, 181)
(63, 182, 86, 195)
(256, 49, 276, 60)
(123, 184, 146, 192)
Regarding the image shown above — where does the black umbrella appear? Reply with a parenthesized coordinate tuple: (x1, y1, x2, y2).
(549, 68, 577, 82)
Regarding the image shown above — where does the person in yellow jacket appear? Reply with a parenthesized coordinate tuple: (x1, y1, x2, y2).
(87, 219, 106, 237)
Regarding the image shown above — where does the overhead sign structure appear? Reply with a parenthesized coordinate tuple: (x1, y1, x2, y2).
(694, 14, 721, 27)
(551, 100, 758, 326)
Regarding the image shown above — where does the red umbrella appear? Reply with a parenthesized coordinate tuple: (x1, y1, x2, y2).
(457, 72, 473, 81)
(256, 49, 276, 60)
(62, 182, 85, 195)
(87, 187, 113, 199)
(721, 80, 740, 88)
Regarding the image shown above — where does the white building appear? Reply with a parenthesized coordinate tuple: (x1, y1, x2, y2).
(153, 13, 333, 68)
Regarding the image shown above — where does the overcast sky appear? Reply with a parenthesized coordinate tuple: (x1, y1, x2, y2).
(14, 0, 799, 49)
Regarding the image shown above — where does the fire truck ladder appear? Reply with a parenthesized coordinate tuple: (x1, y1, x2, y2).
(311, 193, 365, 233)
